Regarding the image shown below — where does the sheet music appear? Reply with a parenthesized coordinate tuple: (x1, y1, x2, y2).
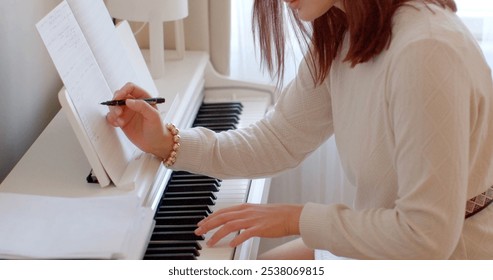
(36, 1, 136, 186)
(65, 0, 137, 92)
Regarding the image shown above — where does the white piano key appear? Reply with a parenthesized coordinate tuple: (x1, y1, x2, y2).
(197, 227, 237, 260)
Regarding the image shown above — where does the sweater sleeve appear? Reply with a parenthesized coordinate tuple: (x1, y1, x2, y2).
(301, 39, 471, 259)
(171, 58, 334, 179)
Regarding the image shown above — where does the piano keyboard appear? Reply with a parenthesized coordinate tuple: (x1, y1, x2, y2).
(144, 99, 265, 260)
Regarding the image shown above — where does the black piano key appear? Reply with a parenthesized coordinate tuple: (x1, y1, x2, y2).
(161, 196, 216, 206)
(197, 106, 241, 112)
(152, 224, 199, 232)
(211, 126, 237, 132)
(195, 113, 240, 119)
(193, 114, 240, 121)
(147, 240, 202, 250)
(171, 171, 221, 181)
(166, 184, 220, 193)
(200, 102, 243, 109)
(159, 205, 213, 214)
(154, 215, 205, 225)
(197, 107, 242, 116)
(199, 102, 243, 108)
(143, 253, 197, 260)
(150, 231, 205, 241)
(155, 209, 210, 217)
(164, 191, 217, 200)
(145, 246, 200, 257)
(169, 177, 221, 185)
(195, 116, 240, 124)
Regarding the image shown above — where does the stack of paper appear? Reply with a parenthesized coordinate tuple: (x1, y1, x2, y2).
(0, 193, 153, 259)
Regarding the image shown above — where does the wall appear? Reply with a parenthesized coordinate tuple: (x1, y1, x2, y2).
(0, 0, 64, 183)
(129, 0, 231, 75)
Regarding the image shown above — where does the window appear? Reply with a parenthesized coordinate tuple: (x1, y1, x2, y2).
(456, 0, 493, 41)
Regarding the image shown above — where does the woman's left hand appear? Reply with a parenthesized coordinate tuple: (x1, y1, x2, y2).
(195, 203, 304, 247)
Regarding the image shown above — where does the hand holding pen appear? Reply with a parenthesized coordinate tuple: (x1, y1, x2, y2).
(105, 82, 173, 160)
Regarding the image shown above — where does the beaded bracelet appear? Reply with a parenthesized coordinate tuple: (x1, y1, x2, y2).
(164, 123, 180, 167)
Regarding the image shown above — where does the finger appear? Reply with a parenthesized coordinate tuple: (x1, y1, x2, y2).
(196, 209, 243, 235)
(113, 84, 134, 100)
(206, 219, 251, 247)
(105, 111, 124, 127)
(125, 99, 160, 122)
(229, 228, 257, 247)
(116, 82, 152, 100)
(197, 204, 250, 227)
(105, 112, 117, 127)
(106, 106, 122, 120)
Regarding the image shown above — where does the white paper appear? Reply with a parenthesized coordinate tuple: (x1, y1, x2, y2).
(0, 192, 153, 259)
(35, 1, 137, 187)
(65, 0, 139, 92)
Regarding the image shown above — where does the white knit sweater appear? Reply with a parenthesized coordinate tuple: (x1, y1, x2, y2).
(173, 2, 493, 259)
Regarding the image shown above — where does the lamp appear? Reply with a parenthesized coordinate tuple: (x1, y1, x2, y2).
(105, 0, 188, 79)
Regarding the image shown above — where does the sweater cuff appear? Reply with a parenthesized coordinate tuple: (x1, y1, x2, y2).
(300, 202, 330, 249)
(172, 128, 203, 171)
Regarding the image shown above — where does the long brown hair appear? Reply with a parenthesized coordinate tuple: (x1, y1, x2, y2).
(252, 0, 457, 86)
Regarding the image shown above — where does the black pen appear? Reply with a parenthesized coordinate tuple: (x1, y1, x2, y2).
(100, 97, 165, 106)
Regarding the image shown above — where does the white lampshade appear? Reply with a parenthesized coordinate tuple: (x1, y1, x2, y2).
(106, 0, 188, 22)
(105, 0, 189, 79)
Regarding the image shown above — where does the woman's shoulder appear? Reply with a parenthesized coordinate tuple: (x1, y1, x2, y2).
(390, 2, 476, 53)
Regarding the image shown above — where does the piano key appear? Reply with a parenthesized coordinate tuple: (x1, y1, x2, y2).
(193, 114, 240, 121)
(199, 102, 243, 109)
(155, 209, 210, 217)
(154, 215, 205, 225)
(198, 103, 241, 110)
(144, 253, 197, 260)
(168, 177, 221, 185)
(147, 240, 202, 250)
(145, 246, 200, 256)
(158, 205, 213, 214)
(161, 196, 216, 206)
(152, 224, 199, 232)
(197, 107, 242, 115)
(194, 122, 238, 129)
(150, 231, 205, 241)
(170, 175, 221, 184)
(194, 116, 238, 121)
(164, 191, 217, 200)
(166, 184, 220, 193)
(197, 229, 238, 260)
(170, 171, 204, 176)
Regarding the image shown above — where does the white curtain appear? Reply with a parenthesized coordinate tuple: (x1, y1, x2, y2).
(229, 0, 493, 253)
(456, 0, 493, 65)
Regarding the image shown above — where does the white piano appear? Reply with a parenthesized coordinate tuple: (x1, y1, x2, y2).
(0, 50, 274, 259)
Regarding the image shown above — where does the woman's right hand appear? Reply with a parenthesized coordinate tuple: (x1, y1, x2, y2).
(105, 82, 172, 160)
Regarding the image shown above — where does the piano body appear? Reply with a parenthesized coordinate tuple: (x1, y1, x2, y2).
(0, 37, 274, 259)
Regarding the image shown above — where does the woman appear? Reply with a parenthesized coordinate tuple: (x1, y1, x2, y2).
(106, 0, 493, 259)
